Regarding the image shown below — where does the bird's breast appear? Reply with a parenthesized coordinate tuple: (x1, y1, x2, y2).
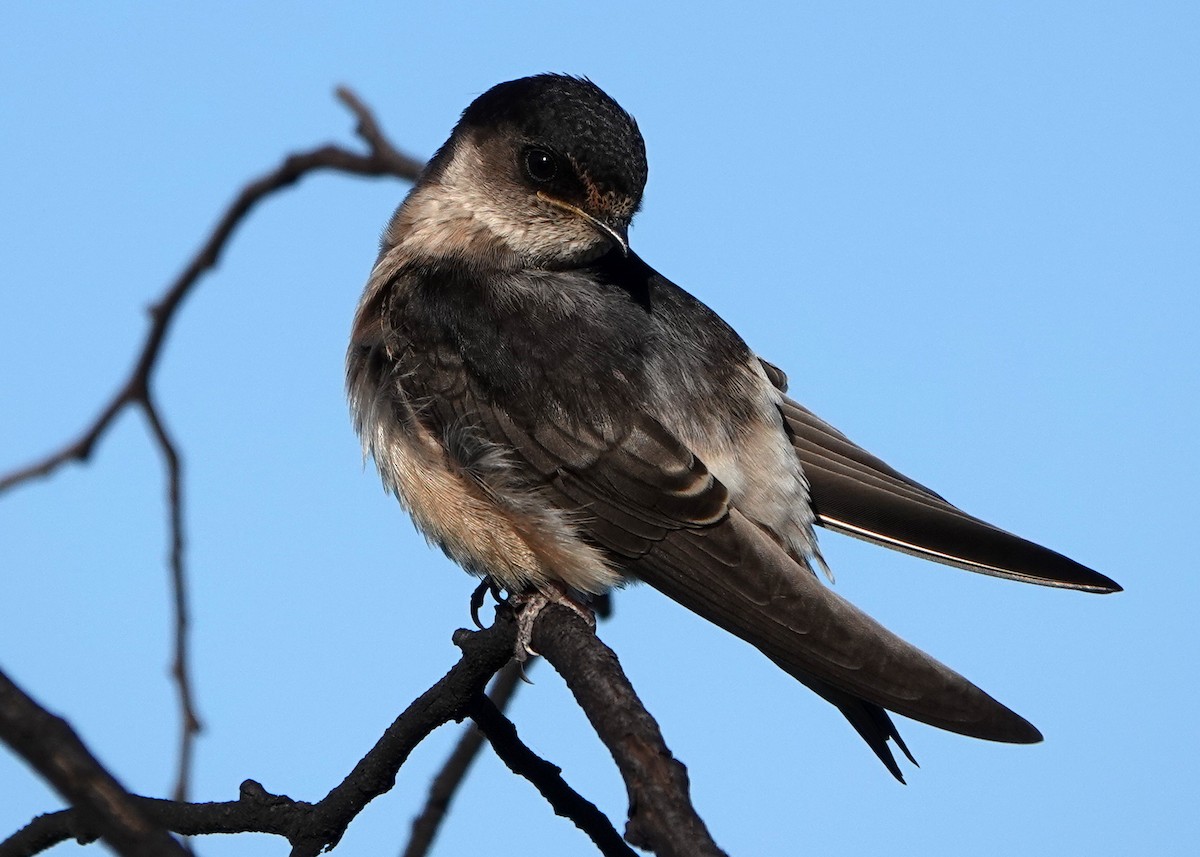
(346, 260, 621, 594)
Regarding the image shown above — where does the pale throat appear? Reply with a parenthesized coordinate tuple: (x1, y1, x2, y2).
(383, 149, 613, 269)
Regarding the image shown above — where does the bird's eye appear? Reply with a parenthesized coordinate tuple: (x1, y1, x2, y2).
(523, 147, 558, 183)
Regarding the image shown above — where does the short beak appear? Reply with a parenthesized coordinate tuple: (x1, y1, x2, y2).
(537, 191, 629, 256)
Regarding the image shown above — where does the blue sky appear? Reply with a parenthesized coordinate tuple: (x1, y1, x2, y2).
(2, 3, 1196, 855)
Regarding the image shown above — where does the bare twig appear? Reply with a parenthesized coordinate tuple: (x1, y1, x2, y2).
(3, 607, 723, 857)
(403, 593, 616, 857)
(1, 614, 517, 857)
(0, 93, 420, 496)
(0, 782, 312, 857)
(140, 395, 198, 803)
(285, 612, 519, 857)
(468, 693, 637, 857)
(0, 87, 425, 805)
(401, 659, 528, 857)
(335, 86, 426, 178)
(532, 605, 728, 857)
(0, 668, 188, 857)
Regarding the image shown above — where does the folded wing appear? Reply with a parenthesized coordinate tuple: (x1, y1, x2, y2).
(762, 362, 1119, 594)
(468, 393, 1044, 777)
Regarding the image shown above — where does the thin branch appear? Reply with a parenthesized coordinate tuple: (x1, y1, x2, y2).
(0, 783, 311, 857)
(0, 668, 188, 857)
(531, 605, 728, 857)
(0, 87, 425, 808)
(0, 87, 421, 497)
(285, 612, 519, 857)
(401, 659, 528, 857)
(335, 86, 426, 178)
(1, 614, 517, 857)
(401, 592, 616, 857)
(138, 395, 199, 802)
(468, 693, 637, 857)
(4, 604, 726, 857)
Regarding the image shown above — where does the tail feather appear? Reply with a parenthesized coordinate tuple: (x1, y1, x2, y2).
(787, 668, 918, 783)
(633, 509, 1042, 775)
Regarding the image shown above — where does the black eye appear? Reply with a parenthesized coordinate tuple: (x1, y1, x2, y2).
(523, 147, 558, 183)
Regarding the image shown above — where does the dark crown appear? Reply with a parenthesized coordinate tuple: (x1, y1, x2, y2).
(458, 74, 648, 204)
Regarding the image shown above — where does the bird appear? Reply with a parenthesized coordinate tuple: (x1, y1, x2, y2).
(346, 73, 1120, 781)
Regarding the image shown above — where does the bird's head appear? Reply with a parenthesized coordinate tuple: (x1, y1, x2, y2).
(384, 74, 648, 270)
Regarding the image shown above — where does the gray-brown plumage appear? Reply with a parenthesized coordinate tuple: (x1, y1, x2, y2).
(347, 74, 1120, 781)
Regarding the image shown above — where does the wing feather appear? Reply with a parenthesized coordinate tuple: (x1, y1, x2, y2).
(467, 394, 1043, 753)
(768, 379, 1120, 594)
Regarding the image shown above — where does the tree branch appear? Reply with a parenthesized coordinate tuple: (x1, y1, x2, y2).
(532, 605, 729, 857)
(401, 659, 528, 857)
(0, 668, 188, 857)
(468, 692, 638, 857)
(400, 592, 617, 856)
(0, 783, 312, 857)
(139, 394, 198, 803)
(3, 605, 729, 857)
(0, 86, 425, 806)
(1, 612, 517, 857)
(285, 612, 519, 857)
(334, 86, 426, 178)
(0, 88, 420, 499)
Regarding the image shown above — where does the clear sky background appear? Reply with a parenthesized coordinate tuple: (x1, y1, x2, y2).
(2, 3, 1196, 855)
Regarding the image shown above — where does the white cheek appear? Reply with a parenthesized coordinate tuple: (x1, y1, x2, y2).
(501, 215, 605, 264)
(395, 147, 607, 266)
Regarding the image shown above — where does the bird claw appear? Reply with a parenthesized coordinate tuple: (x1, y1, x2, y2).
(469, 576, 504, 629)
(511, 585, 596, 660)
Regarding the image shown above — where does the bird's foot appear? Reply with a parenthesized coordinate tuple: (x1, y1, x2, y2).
(469, 575, 504, 630)
(511, 584, 596, 661)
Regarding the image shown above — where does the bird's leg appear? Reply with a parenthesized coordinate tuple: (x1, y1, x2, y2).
(511, 582, 596, 660)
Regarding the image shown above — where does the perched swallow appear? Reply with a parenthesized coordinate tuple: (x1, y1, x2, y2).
(347, 74, 1120, 780)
